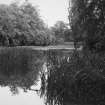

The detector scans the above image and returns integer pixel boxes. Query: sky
[0,0,69,27]
[0,0,69,105]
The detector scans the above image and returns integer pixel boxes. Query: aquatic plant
[40,50,105,105]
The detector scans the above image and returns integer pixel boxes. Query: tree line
[0,0,72,47]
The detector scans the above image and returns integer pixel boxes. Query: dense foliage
[1,1,105,105]
[39,0,105,105]
[0,1,55,46]
[40,50,105,105]
[69,0,105,51]
[51,21,73,44]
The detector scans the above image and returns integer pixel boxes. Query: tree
[39,1,105,105]
[69,0,105,52]
[51,21,70,44]
[0,0,53,46]
[64,29,73,41]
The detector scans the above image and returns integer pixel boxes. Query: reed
[40,50,105,105]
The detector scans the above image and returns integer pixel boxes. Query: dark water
[0,47,104,105]
[0,47,73,105]
[0,47,72,82]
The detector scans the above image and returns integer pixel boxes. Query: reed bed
[40,50,105,105]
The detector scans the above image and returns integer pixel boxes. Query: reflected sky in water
[0,48,72,105]
[0,75,44,105]
[0,87,44,105]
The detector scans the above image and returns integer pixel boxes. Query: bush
[31,31,56,46]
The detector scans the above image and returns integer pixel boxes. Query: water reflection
[0,47,47,92]
[0,47,73,105]
[0,87,44,105]
[0,48,104,105]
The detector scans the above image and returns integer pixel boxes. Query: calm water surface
[0,48,72,105]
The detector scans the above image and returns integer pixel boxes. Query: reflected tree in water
[0,47,45,94]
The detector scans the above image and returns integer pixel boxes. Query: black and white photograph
[0,0,104,105]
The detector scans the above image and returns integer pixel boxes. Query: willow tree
[69,0,105,52]
[40,1,105,105]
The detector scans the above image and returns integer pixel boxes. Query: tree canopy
[69,0,105,52]
[51,21,72,44]
[0,1,55,46]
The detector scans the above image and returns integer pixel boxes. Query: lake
[0,47,73,105]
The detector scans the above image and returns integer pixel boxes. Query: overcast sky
[0,0,69,27]
[0,0,69,105]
